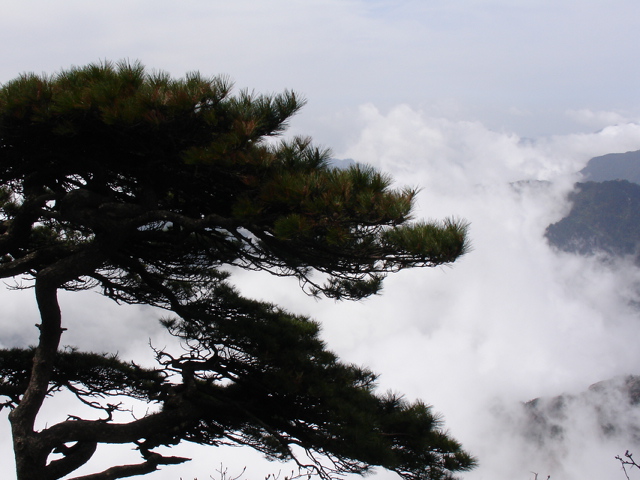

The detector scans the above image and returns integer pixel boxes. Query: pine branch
[67,452,189,480]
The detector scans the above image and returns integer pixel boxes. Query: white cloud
[565,109,636,129]
[326,106,640,479]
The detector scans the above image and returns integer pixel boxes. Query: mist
[230,106,640,479]
[330,106,640,480]
[3,106,640,480]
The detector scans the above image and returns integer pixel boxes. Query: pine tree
[0,61,474,480]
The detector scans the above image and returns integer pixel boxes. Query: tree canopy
[0,61,473,480]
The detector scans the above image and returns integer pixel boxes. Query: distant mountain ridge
[545,150,640,259]
[545,180,640,258]
[522,375,640,447]
[580,150,640,184]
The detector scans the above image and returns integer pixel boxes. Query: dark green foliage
[0,60,468,300]
[0,348,163,410]
[545,180,640,258]
[156,283,475,479]
[0,61,473,480]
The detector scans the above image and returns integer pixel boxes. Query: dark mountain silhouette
[545,180,640,258]
[544,148,640,259]
[580,150,640,184]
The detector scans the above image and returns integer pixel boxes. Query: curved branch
[0,244,82,280]
[67,452,189,480]
[46,441,98,480]
[40,407,196,447]
[128,209,240,232]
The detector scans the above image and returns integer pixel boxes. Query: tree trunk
[9,281,64,479]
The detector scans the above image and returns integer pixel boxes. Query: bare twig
[617,450,640,480]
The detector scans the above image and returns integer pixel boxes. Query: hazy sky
[2,0,640,144]
[2,1,640,479]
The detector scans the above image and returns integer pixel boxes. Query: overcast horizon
[2,1,640,479]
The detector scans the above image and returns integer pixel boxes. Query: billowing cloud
[324,106,640,479]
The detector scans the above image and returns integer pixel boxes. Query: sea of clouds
[3,105,640,480]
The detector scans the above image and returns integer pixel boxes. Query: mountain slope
[580,150,640,184]
[545,180,640,258]
[522,375,640,448]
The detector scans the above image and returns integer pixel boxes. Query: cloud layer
[329,107,640,479]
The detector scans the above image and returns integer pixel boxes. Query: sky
[2,1,640,479]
